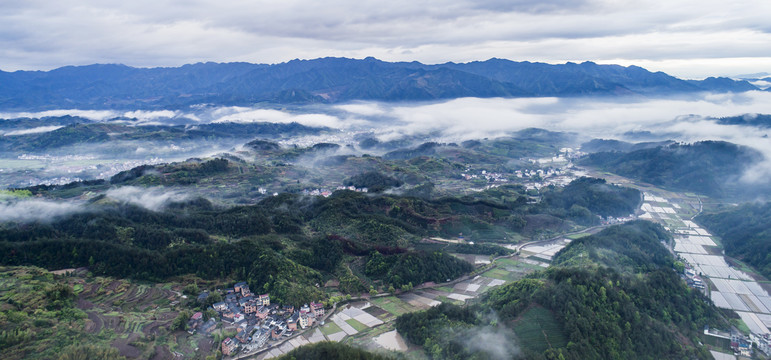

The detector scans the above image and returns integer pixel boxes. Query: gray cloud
[0,0,769,78]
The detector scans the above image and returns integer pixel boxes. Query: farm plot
[371,296,419,317]
[737,312,770,334]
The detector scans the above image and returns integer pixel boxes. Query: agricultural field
[320,321,344,336]
[369,297,417,317]
[0,266,202,360]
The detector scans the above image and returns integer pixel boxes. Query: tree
[171,310,192,331]
[183,283,199,296]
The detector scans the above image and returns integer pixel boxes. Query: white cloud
[328,92,771,183]
[211,108,357,128]
[106,186,188,211]
[122,110,180,121]
[3,125,63,136]
[0,198,83,222]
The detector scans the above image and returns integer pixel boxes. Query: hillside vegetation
[1,176,638,304]
[579,141,762,198]
[277,341,394,360]
[696,202,771,278]
[396,221,723,360]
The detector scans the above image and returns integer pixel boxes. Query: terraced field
[75,277,183,359]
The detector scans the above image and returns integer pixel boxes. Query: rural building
[310,302,325,317]
[221,337,237,356]
[259,293,270,306]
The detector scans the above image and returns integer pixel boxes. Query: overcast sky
[1,0,769,79]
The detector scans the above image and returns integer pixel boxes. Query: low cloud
[210,107,360,128]
[460,325,521,360]
[106,186,188,211]
[327,91,771,185]
[0,198,83,222]
[3,125,64,136]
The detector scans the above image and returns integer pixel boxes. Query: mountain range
[0,57,761,110]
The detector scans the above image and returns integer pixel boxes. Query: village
[457,147,587,193]
[301,185,369,198]
[186,283,326,357]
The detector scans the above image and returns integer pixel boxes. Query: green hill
[396,221,724,360]
[696,202,771,278]
[579,141,762,199]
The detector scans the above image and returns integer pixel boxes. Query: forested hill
[0,120,324,152]
[579,140,763,199]
[696,202,771,278]
[277,342,393,360]
[395,221,724,360]
[715,113,771,128]
[0,176,638,305]
[551,220,674,272]
[0,57,758,110]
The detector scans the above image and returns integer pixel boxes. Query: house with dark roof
[236,329,249,344]
[200,318,217,334]
[287,312,299,331]
[255,305,269,320]
[234,282,248,292]
[239,296,255,307]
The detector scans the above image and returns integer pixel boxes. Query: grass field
[320,321,343,336]
[436,296,464,305]
[512,306,567,354]
[481,268,511,280]
[494,258,519,267]
[566,233,590,240]
[370,296,417,316]
[731,318,751,335]
[345,319,369,332]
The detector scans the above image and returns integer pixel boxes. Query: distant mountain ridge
[0,57,760,110]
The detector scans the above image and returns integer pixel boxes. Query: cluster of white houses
[188,282,326,357]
